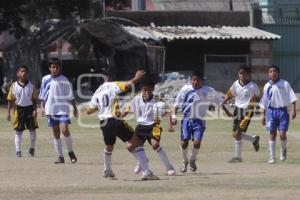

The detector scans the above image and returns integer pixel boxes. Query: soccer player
[122,78,176,176]
[7,65,38,157]
[39,57,78,164]
[86,70,159,180]
[173,70,223,173]
[259,65,297,164]
[222,66,260,163]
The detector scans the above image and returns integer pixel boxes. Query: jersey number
[102,94,109,107]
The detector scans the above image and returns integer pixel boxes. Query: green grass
[1,106,300,200]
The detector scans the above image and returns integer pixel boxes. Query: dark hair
[269,65,280,73]
[102,69,114,77]
[48,57,60,66]
[238,65,251,74]
[16,65,28,72]
[192,70,204,80]
[140,78,155,88]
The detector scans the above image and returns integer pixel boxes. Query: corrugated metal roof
[123,26,281,41]
[150,0,258,11]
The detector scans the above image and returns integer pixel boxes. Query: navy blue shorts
[47,115,71,127]
[266,107,289,132]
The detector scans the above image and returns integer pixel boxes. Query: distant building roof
[124,25,281,41]
[149,0,259,11]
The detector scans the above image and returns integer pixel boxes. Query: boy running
[122,78,176,176]
[86,70,159,180]
[7,65,38,157]
[222,66,260,163]
[39,57,78,164]
[173,71,223,173]
[259,65,297,164]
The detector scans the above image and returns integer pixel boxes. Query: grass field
[1,106,300,200]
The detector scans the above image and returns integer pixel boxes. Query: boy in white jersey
[173,71,223,173]
[222,67,260,163]
[86,70,159,180]
[122,78,176,176]
[7,65,38,157]
[259,65,297,164]
[39,57,78,164]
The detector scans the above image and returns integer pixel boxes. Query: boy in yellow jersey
[7,65,38,157]
[222,66,260,163]
[86,70,159,180]
[122,78,176,176]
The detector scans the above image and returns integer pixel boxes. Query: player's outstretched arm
[166,112,175,132]
[290,101,297,120]
[70,99,78,119]
[85,107,98,115]
[124,70,146,91]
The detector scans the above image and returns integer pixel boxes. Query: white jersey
[7,81,37,107]
[131,93,169,125]
[226,80,260,109]
[174,84,223,119]
[39,74,74,115]
[259,79,297,109]
[90,82,127,120]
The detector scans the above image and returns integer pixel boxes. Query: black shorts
[13,105,38,132]
[233,107,254,133]
[135,124,162,145]
[100,118,134,145]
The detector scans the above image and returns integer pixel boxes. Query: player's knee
[181,141,188,149]
[127,143,135,152]
[193,143,201,149]
[152,143,160,150]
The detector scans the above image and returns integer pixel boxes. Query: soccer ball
[153,101,167,118]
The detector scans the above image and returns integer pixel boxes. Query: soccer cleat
[103,170,115,179]
[141,171,159,181]
[68,151,77,163]
[167,168,176,176]
[28,148,35,157]
[180,161,188,173]
[16,151,21,157]
[134,163,141,175]
[189,159,197,172]
[268,158,276,164]
[280,148,287,161]
[228,157,243,163]
[54,157,65,164]
[252,135,260,152]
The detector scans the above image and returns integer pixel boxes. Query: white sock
[29,131,36,149]
[53,139,63,157]
[131,152,140,166]
[104,149,112,171]
[65,136,73,153]
[269,140,276,159]
[181,147,188,163]
[156,147,173,170]
[235,140,242,158]
[241,133,255,142]
[15,132,23,152]
[281,140,287,150]
[134,147,149,175]
[190,147,200,161]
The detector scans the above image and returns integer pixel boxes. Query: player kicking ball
[173,71,223,173]
[222,66,260,163]
[7,65,38,157]
[259,65,297,164]
[86,70,159,180]
[39,57,78,164]
[122,78,176,176]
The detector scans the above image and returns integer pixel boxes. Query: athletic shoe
[180,161,188,173]
[16,151,21,157]
[103,170,115,179]
[141,171,159,181]
[134,163,141,174]
[268,158,276,164]
[228,157,243,163]
[252,135,260,152]
[54,157,65,164]
[167,168,176,176]
[28,148,35,157]
[68,151,77,163]
[189,159,197,172]
[280,148,287,161]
